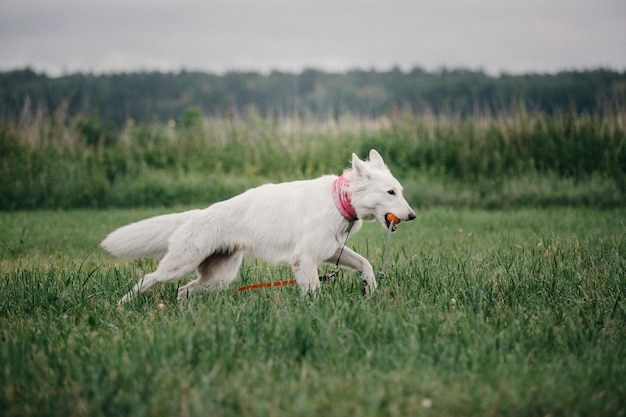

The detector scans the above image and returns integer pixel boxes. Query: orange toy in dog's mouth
[385,213,401,232]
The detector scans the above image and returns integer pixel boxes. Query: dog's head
[348,149,416,231]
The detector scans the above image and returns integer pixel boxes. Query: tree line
[1,67,625,129]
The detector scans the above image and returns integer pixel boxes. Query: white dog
[102,150,415,303]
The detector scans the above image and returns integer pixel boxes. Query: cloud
[1,0,625,75]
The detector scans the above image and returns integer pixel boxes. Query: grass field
[3,110,625,210]
[0,207,625,416]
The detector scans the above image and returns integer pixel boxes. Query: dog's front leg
[327,247,377,293]
[292,257,321,293]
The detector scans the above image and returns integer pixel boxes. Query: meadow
[0,206,624,416]
[1,109,625,415]
[1,109,624,210]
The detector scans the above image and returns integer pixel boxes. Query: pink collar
[332,175,358,221]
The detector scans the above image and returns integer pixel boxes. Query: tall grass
[1,109,624,209]
[0,208,624,416]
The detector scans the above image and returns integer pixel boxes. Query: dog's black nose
[407,212,416,221]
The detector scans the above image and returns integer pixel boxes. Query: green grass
[2,110,625,210]
[1,207,625,416]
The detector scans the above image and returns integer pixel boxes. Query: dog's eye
[387,190,396,196]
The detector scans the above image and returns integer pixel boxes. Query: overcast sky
[1,0,625,77]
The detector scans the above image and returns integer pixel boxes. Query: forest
[2,67,625,128]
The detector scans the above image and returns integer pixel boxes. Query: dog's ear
[352,152,370,178]
[368,149,386,169]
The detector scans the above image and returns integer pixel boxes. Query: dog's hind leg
[119,249,201,304]
[177,251,244,302]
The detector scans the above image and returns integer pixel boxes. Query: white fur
[102,150,415,304]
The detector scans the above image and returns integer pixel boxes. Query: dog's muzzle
[385,212,416,232]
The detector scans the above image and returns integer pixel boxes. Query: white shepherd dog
[102,150,416,303]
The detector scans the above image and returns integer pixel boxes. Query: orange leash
[237,279,297,292]
[236,272,337,294]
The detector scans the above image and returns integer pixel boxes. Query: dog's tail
[101,209,200,259]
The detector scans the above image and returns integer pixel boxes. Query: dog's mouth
[384,213,400,232]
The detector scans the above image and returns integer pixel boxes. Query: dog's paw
[177,288,190,303]
[362,278,378,296]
